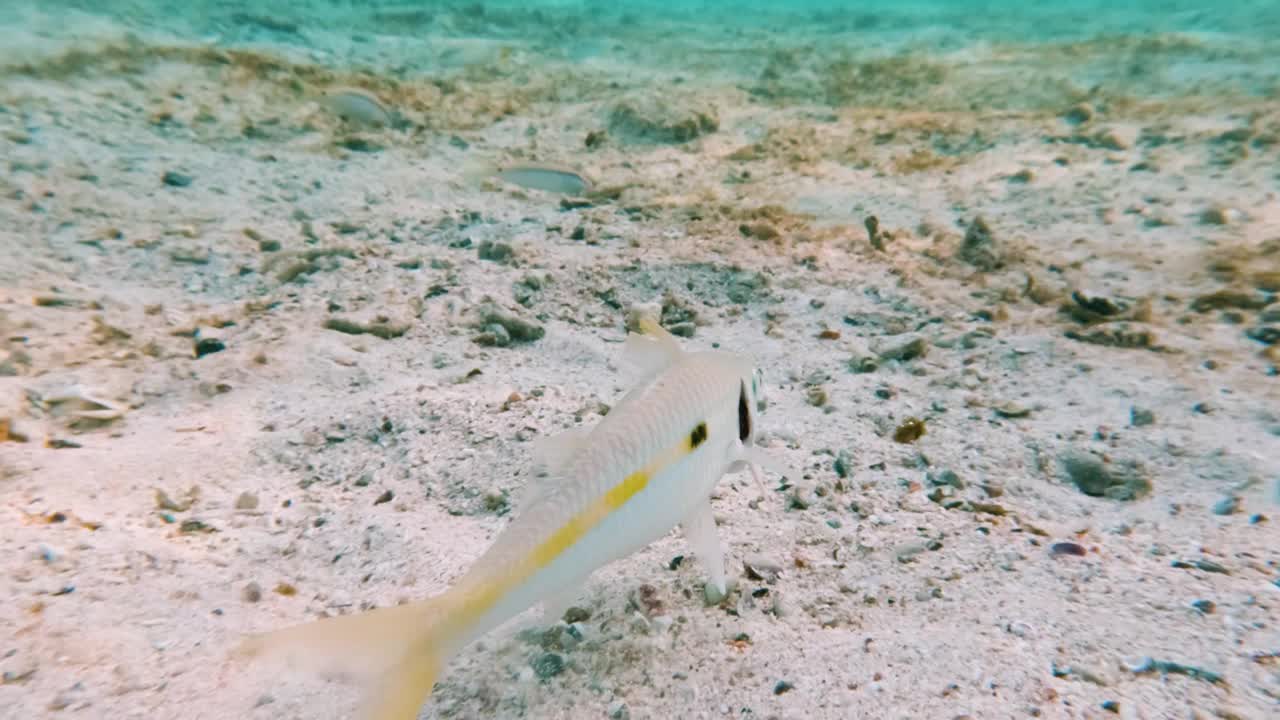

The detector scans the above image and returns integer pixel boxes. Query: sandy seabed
[1,2,1279,719]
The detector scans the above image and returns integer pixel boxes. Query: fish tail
[234,595,457,720]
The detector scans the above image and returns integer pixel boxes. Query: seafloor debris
[892,417,926,443]
[473,304,544,346]
[29,387,125,429]
[1058,449,1151,500]
[959,215,1000,270]
[1124,657,1225,685]
[607,92,719,144]
[323,317,410,339]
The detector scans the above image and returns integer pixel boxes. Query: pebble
[993,402,1031,418]
[877,336,928,362]
[1129,406,1155,426]
[833,450,852,478]
[194,337,225,358]
[242,582,262,603]
[1063,103,1095,125]
[162,170,193,187]
[562,606,591,624]
[608,701,630,719]
[1050,542,1087,557]
[773,680,794,695]
[477,305,545,344]
[234,491,259,510]
[1211,495,1239,516]
[532,652,565,680]
[1189,599,1215,614]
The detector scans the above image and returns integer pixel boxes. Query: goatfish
[235,316,791,719]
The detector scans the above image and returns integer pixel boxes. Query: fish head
[722,358,791,483]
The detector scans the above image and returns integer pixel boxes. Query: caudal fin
[234,596,454,720]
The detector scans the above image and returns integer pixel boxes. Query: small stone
[1101,700,1119,713]
[893,417,926,444]
[562,606,591,624]
[878,336,927,362]
[531,652,565,680]
[1093,126,1137,151]
[805,386,827,407]
[849,356,878,373]
[994,402,1031,418]
[1200,206,1231,225]
[1189,599,1215,614]
[162,170,193,187]
[773,680,794,695]
[608,701,630,720]
[833,450,852,478]
[234,492,259,510]
[194,337,225,358]
[1211,496,1239,516]
[242,582,263,602]
[1129,406,1155,426]
[477,305,544,344]
[1063,103,1095,125]
[1050,542,1087,557]
[927,469,964,488]
[374,489,394,505]
[475,322,512,347]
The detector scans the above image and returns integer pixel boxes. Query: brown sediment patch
[0,41,594,133]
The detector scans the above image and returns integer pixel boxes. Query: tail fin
[234,596,455,720]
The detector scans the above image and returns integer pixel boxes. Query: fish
[234,316,791,719]
[460,159,593,196]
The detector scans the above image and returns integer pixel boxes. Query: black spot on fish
[689,421,708,449]
[738,382,751,442]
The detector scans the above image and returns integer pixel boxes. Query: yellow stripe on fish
[450,420,710,628]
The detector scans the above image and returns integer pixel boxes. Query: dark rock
[162,170,193,187]
[194,337,225,358]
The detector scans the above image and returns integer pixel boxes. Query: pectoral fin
[682,499,726,596]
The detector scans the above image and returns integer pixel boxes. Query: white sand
[2,2,1278,719]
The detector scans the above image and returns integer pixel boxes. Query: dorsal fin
[621,315,684,377]
[530,427,591,476]
[514,427,591,515]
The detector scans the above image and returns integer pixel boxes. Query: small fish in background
[461,159,593,195]
[319,87,395,129]
[235,316,790,720]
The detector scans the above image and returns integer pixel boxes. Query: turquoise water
[6,1,1279,99]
